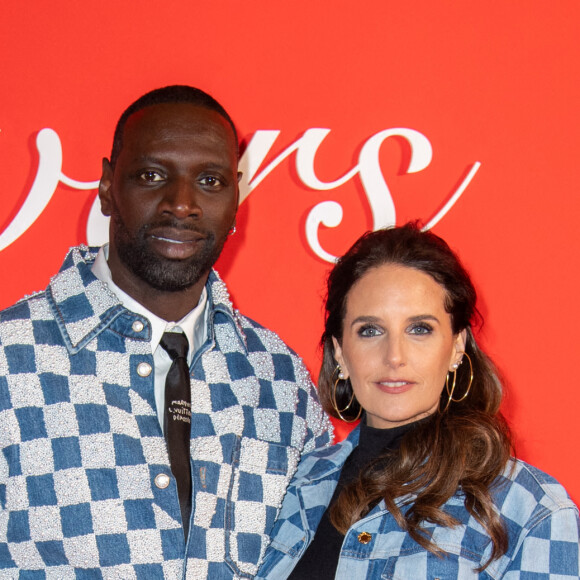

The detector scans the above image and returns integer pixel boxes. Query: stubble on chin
[110,214,225,293]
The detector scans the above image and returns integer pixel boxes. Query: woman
[258,224,579,579]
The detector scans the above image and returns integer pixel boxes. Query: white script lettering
[0,128,480,262]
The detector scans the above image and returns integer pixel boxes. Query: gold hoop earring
[331,365,362,423]
[443,352,473,412]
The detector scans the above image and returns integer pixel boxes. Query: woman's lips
[375,380,415,394]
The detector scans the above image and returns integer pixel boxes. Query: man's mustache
[142,219,211,237]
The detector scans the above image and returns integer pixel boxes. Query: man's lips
[147,228,206,259]
[149,227,205,244]
[151,235,195,244]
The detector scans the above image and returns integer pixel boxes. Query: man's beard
[111,213,226,292]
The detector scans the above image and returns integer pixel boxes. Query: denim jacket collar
[292,426,360,486]
[46,245,247,355]
[294,425,417,519]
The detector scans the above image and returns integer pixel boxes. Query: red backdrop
[1,2,579,502]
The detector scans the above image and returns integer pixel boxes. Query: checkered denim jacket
[0,245,332,579]
[257,427,580,579]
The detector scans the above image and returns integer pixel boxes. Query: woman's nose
[384,336,405,367]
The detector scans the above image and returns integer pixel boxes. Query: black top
[287,418,419,580]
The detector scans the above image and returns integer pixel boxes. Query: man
[0,86,332,578]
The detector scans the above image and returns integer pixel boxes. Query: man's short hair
[110,85,239,168]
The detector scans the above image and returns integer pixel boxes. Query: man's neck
[92,244,209,322]
[111,272,208,322]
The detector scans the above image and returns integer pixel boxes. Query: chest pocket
[380,526,488,580]
[381,552,482,579]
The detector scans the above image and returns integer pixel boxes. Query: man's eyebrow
[132,154,166,164]
[132,155,232,170]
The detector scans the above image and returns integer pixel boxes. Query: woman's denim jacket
[258,427,580,579]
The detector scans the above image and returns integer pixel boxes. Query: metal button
[137,362,152,377]
[132,320,144,332]
[155,473,171,489]
[357,532,372,544]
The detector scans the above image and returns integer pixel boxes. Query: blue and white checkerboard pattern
[257,428,580,579]
[0,246,332,578]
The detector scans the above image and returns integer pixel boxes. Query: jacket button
[357,532,372,544]
[132,320,145,332]
[137,362,152,377]
[155,473,171,489]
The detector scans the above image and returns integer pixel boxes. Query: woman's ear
[450,329,468,369]
[332,336,349,378]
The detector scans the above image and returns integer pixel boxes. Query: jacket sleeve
[295,359,333,453]
[503,505,580,578]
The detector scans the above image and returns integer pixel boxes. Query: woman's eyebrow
[350,315,381,326]
[349,314,441,328]
[407,314,440,324]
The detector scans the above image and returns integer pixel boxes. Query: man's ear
[235,171,243,209]
[98,158,114,217]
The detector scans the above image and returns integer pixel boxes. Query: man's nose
[160,178,202,218]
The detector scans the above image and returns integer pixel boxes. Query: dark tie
[159,332,192,538]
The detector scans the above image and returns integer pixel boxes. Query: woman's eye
[139,171,163,182]
[359,326,382,338]
[409,324,432,335]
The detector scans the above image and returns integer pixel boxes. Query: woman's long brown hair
[318,224,512,569]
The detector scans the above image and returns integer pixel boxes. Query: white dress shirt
[92,244,208,431]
